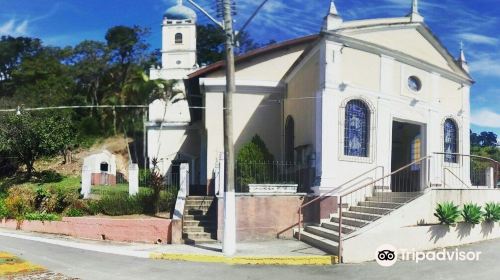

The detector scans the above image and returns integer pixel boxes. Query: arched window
[444,119,458,163]
[285,116,295,162]
[175,33,183,44]
[344,100,369,157]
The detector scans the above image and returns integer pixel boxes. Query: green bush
[5,186,35,222]
[65,208,85,217]
[93,188,177,216]
[236,135,275,191]
[34,186,78,214]
[0,199,8,219]
[434,202,460,225]
[462,203,483,224]
[24,212,61,222]
[98,192,142,216]
[484,202,500,222]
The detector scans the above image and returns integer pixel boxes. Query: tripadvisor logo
[375,244,397,267]
[375,244,482,267]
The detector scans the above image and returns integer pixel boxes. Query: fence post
[128,163,139,196]
[173,163,189,220]
[486,167,495,189]
[81,165,92,199]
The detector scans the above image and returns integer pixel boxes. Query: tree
[0,112,76,178]
[10,46,75,107]
[105,25,150,88]
[471,130,498,147]
[72,40,110,108]
[196,24,270,66]
[0,36,42,97]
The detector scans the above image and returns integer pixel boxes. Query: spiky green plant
[461,203,483,225]
[484,202,500,223]
[434,202,460,225]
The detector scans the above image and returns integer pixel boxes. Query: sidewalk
[0,229,336,265]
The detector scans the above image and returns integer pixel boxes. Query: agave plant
[484,202,500,223]
[434,202,460,225]
[461,203,483,225]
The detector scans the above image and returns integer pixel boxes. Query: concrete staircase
[182,196,217,244]
[295,192,422,254]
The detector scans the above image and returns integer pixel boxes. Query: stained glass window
[411,135,421,171]
[344,100,369,157]
[444,119,458,163]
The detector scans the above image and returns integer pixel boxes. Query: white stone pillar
[173,163,189,220]
[128,164,139,196]
[81,165,92,199]
[486,167,495,189]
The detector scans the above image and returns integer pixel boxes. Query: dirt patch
[34,135,132,179]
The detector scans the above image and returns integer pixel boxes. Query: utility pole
[186,0,269,256]
[221,0,237,256]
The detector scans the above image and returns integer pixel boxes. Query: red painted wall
[216,195,337,241]
[1,217,172,244]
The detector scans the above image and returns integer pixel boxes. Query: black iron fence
[433,152,500,188]
[235,161,314,193]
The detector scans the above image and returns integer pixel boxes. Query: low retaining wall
[0,217,172,244]
[217,194,337,241]
[343,189,500,262]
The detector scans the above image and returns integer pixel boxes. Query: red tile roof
[187,34,320,79]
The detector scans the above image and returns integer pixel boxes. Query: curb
[150,253,338,265]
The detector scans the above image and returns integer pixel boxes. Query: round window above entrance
[408,76,422,92]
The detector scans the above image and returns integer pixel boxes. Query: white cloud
[471,109,500,128]
[0,19,29,36]
[459,33,498,46]
[469,55,500,78]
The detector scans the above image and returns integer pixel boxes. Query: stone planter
[248,184,298,194]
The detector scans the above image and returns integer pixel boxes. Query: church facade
[147,0,473,195]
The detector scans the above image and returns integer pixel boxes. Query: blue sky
[1,0,499,135]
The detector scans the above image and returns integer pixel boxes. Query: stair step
[295,230,338,255]
[305,226,339,242]
[330,216,368,228]
[183,238,218,245]
[187,196,214,200]
[185,200,214,206]
[342,211,383,222]
[366,196,415,203]
[185,209,212,215]
[358,201,403,209]
[348,205,393,215]
[183,226,216,233]
[183,220,216,227]
[321,221,357,234]
[372,192,421,198]
[183,214,214,221]
[185,205,212,210]
[183,232,217,240]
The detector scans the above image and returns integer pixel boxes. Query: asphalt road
[2,235,500,280]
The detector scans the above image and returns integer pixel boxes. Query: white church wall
[285,50,320,158]
[204,91,224,186]
[315,35,471,193]
[208,44,308,81]
[232,92,281,159]
[347,27,451,71]
[341,47,381,92]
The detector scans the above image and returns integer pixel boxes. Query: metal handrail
[297,166,384,240]
[443,167,470,188]
[433,152,500,166]
[337,155,432,263]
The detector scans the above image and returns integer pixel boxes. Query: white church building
[147,0,473,194]
[145,0,500,258]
